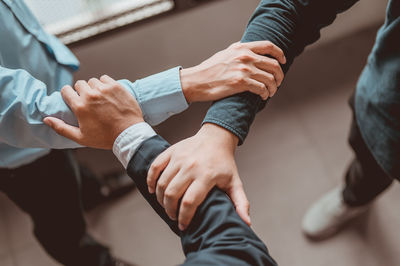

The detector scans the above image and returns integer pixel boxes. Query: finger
[251,70,278,97]
[163,171,194,221]
[156,162,180,206]
[178,180,214,231]
[87,78,104,90]
[244,78,270,100]
[244,41,286,64]
[254,55,284,86]
[147,149,172,193]
[43,117,82,143]
[61,85,81,110]
[74,80,91,96]
[228,178,251,226]
[99,74,116,84]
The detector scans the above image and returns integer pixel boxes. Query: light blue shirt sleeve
[119,66,189,126]
[0,66,81,149]
[0,66,189,149]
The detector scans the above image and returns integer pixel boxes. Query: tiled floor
[1,0,399,265]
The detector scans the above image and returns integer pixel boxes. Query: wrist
[198,123,239,152]
[180,66,206,103]
[111,118,144,144]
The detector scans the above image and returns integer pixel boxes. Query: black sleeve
[202,0,360,144]
[126,135,277,265]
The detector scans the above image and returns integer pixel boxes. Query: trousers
[0,150,112,266]
[343,96,395,207]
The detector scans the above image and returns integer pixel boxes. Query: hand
[147,123,250,231]
[43,75,144,149]
[180,41,286,103]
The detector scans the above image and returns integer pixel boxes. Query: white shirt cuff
[112,122,157,169]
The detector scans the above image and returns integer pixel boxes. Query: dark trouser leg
[343,97,394,207]
[127,135,277,266]
[0,150,112,266]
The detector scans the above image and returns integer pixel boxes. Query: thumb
[228,178,251,226]
[43,117,82,143]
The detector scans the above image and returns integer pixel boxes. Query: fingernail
[148,187,154,194]
[178,224,185,231]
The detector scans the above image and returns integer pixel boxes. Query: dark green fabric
[203,0,360,144]
[127,135,277,265]
[343,96,394,206]
[203,0,400,180]
[354,0,400,179]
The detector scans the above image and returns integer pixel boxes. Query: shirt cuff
[112,122,157,169]
[136,66,189,125]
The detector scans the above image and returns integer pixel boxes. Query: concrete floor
[1,0,399,265]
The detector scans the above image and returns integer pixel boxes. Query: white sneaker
[302,186,371,240]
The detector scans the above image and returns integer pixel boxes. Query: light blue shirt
[0,0,188,169]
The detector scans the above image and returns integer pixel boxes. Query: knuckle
[186,159,198,170]
[204,172,216,183]
[271,59,281,69]
[237,53,253,62]
[87,91,99,100]
[103,84,113,92]
[180,221,189,228]
[157,181,167,191]
[60,87,68,96]
[74,102,84,112]
[164,191,176,201]
[231,76,244,86]
[264,41,274,50]
[150,161,161,172]
[238,64,251,74]
[259,84,268,93]
[75,80,84,87]
[182,198,194,208]
[164,187,175,198]
[266,73,275,83]
[61,85,69,93]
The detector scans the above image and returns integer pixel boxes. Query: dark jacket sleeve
[202,0,360,144]
[126,135,277,265]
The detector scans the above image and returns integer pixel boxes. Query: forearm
[127,135,276,265]
[203,0,359,144]
[0,67,81,148]
[0,66,186,149]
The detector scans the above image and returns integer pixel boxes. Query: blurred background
[1,0,399,265]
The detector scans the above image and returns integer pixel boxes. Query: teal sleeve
[202,0,359,145]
